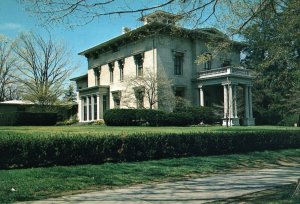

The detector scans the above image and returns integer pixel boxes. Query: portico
[76,86,109,122]
[198,66,255,126]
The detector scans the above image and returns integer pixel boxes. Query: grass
[0,125,299,136]
[1,148,300,203]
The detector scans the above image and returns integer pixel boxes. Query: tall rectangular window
[118,59,124,81]
[204,53,212,70]
[93,95,97,120]
[133,86,145,109]
[103,95,107,112]
[174,52,183,75]
[109,62,114,83]
[94,67,101,86]
[134,54,144,77]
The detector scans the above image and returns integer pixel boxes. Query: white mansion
[71,11,255,126]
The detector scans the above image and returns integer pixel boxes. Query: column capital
[244,83,253,87]
[222,81,238,86]
[198,84,203,89]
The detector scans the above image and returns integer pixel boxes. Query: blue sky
[0,0,144,78]
[0,0,226,80]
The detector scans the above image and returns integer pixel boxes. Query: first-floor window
[103,95,107,112]
[112,91,121,109]
[134,86,145,109]
[174,87,185,98]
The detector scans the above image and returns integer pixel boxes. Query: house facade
[71,11,255,126]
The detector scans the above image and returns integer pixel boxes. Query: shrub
[0,112,57,126]
[104,109,195,126]
[0,131,299,169]
[160,112,194,126]
[94,119,105,126]
[254,109,282,125]
[174,106,218,125]
[104,109,140,126]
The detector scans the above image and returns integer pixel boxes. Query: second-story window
[94,67,101,86]
[221,59,231,67]
[174,52,184,75]
[109,62,114,83]
[134,53,144,77]
[204,53,212,70]
[118,59,125,81]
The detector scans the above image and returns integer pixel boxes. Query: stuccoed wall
[156,34,241,106]
[156,35,195,104]
[86,37,157,109]
[83,32,241,111]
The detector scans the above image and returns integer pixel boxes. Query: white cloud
[0,23,23,30]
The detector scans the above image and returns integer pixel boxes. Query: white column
[99,94,104,119]
[78,97,83,122]
[223,84,228,118]
[244,85,249,118]
[96,95,100,120]
[233,85,238,118]
[86,96,90,121]
[228,84,233,118]
[199,86,204,106]
[91,95,95,121]
[249,86,253,118]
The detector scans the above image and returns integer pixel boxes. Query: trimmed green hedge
[0,112,57,126]
[104,109,195,126]
[0,131,299,169]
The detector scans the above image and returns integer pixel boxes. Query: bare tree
[19,0,286,33]
[13,33,75,105]
[122,69,175,111]
[0,35,18,101]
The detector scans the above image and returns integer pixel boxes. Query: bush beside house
[104,107,217,126]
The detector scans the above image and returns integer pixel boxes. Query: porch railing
[198,66,251,78]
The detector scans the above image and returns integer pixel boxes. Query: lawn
[1,148,300,203]
[0,125,299,136]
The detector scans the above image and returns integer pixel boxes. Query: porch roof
[198,66,254,86]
